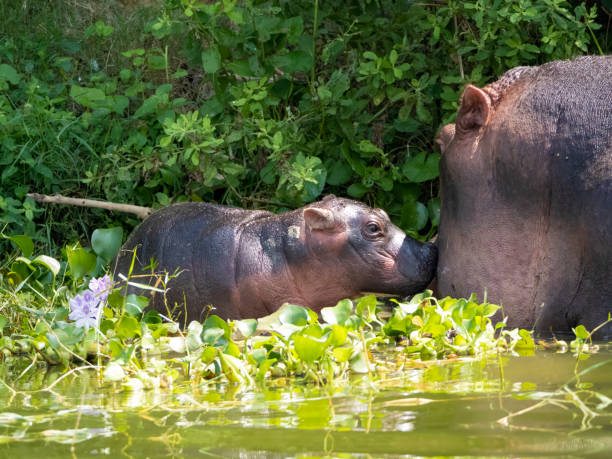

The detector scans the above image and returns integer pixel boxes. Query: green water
[1,348,611,458]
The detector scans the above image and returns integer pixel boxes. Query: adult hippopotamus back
[114,195,437,322]
[437,56,612,337]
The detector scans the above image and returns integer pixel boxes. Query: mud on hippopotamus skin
[113,195,437,323]
[436,56,612,338]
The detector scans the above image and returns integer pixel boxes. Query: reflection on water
[0,346,611,457]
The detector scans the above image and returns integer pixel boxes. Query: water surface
[1,346,611,458]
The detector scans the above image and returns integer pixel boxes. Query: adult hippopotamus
[113,195,437,322]
[436,56,612,338]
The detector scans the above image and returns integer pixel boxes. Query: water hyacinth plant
[68,275,112,330]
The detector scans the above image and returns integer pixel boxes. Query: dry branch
[27,193,152,219]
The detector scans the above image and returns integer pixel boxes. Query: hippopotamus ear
[322,194,337,202]
[304,208,340,232]
[456,85,491,133]
[436,124,456,154]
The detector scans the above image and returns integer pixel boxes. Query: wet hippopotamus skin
[113,195,437,322]
[436,56,612,338]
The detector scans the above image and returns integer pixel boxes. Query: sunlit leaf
[32,255,60,277]
[235,318,257,338]
[573,324,589,340]
[321,299,352,325]
[294,333,327,364]
[279,304,310,326]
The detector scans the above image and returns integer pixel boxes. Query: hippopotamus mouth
[397,240,438,292]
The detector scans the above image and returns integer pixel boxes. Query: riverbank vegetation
[1,0,611,382]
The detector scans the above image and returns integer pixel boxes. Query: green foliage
[0,0,604,251]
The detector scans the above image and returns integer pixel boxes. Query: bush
[0,0,603,255]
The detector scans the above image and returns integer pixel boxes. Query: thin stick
[27,193,152,219]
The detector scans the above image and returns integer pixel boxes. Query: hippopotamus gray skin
[113,195,437,323]
[436,56,612,338]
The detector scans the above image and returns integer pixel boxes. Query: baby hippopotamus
[436,56,612,337]
[113,195,437,322]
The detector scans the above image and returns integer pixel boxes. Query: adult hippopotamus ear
[435,123,456,154]
[304,207,342,232]
[456,85,491,134]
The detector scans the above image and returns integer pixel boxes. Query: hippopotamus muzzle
[397,239,438,294]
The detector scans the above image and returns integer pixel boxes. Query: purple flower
[89,274,112,303]
[69,275,113,329]
[69,293,99,330]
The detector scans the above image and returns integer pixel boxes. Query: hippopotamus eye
[364,221,384,239]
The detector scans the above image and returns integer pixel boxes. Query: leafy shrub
[0,0,603,255]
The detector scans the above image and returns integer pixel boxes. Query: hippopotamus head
[299,195,438,300]
[436,56,612,335]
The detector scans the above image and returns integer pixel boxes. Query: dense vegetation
[0,0,607,249]
[0,1,610,379]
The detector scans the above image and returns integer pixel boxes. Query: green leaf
[125,294,148,316]
[403,152,440,182]
[358,140,383,158]
[3,234,34,257]
[573,325,589,340]
[279,304,310,326]
[294,333,327,364]
[0,64,21,85]
[104,362,126,382]
[427,198,441,227]
[202,47,221,74]
[66,246,97,279]
[201,346,216,364]
[356,295,378,322]
[273,51,313,73]
[401,200,428,232]
[284,16,304,44]
[321,299,352,325]
[70,85,106,108]
[349,351,369,373]
[326,160,352,186]
[332,346,352,363]
[116,316,141,339]
[134,94,163,118]
[347,183,369,198]
[202,315,231,346]
[515,329,535,350]
[327,325,348,347]
[91,227,123,262]
[32,255,60,277]
[235,319,257,338]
